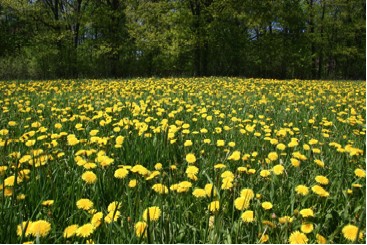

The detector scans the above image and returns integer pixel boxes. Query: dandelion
[291,158,300,167]
[354,168,366,178]
[221,177,233,190]
[29,220,51,237]
[63,224,78,238]
[184,140,193,147]
[278,216,293,224]
[268,152,278,161]
[208,201,220,213]
[216,140,225,147]
[91,212,103,228]
[152,183,169,194]
[241,188,255,199]
[234,196,250,210]
[295,185,309,196]
[192,188,206,198]
[261,202,273,210]
[104,210,121,223]
[316,233,327,244]
[185,153,196,164]
[342,224,363,241]
[260,170,271,177]
[154,163,162,170]
[204,183,217,197]
[228,151,241,161]
[128,179,137,188]
[300,208,314,218]
[315,175,329,185]
[135,221,148,237]
[311,185,329,197]
[82,171,97,184]
[241,210,254,223]
[301,222,314,233]
[186,165,199,175]
[108,201,122,212]
[276,143,286,151]
[76,223,95,238]
[273,164,284,175]
[17,221,32,237]
[42,200,54,206]
[143,206,161,222]
[289,230,308,244]
[113,168,129,179]
[76,198,94,211]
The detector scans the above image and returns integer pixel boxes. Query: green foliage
[0,0,365,79]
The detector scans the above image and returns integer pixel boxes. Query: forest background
[0,0,365,80]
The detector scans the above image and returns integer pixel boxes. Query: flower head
[185,153,196,164]
[29,220,51,237]
[289,231,308,244]
[82,171,97,184]
[76,223,95,238]
[76,198,94,211]
[261,202,273,210]
[63,224,78,238]
[241,210,254,223]
[342,224,363,241]
[135,221,148,237]
[143,206,161,222]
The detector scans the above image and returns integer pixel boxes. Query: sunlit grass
[0,78,365,243]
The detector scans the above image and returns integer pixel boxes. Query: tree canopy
[0,0,365,80]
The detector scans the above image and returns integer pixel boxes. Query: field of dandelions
[0,78,365,244]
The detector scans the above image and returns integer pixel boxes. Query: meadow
[0,77,365,244]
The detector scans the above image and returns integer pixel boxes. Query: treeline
[0,0,365,80]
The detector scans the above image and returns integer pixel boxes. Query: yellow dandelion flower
[184,140,193,147]
[261,202,273,210]
[152,183,169,194]
[301,223,314,233]
[29,220,51,237]
[91,212,103,228]
[314,159,325,168]
[113,168,129,179]
[316,233,327,244]
[221,177,233,190]
[76,198,94,211]
[258,233,269,243]
[342,224,363,241]
[273,164,284,175]
[204,183,217,197]
[234,196,251,210]
[354,168,366,178]
[276,143,286,151]
[154,163,162,170]
[268,152,278,161]
[216,139,225,147]
[42,200,54,206]
[76,223,94,238]
[228,151,241,161]
[17,221,32,237]
[278,216,293,224]
[108,201,121,212]
[192,188,206,198]
[186,166,199,175]
[135,221,148,237]
[241,188,255,199]
[260,170,271,177]
[208,201,220,213]
[291,158,300,167]
[214,163,226,169]
[295,185,309,196]
[82,171,97,184]
[143,206,161,222]
[221,170,234,179]
[128,179,137,188]
[315,175,329,185]
[300,208,314,218]
[104,210,121,223]
[311,185,329,197]
[289,230,308,244]
[241,210,254,223]
[185,153,196,164]
[63,224,78,238]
